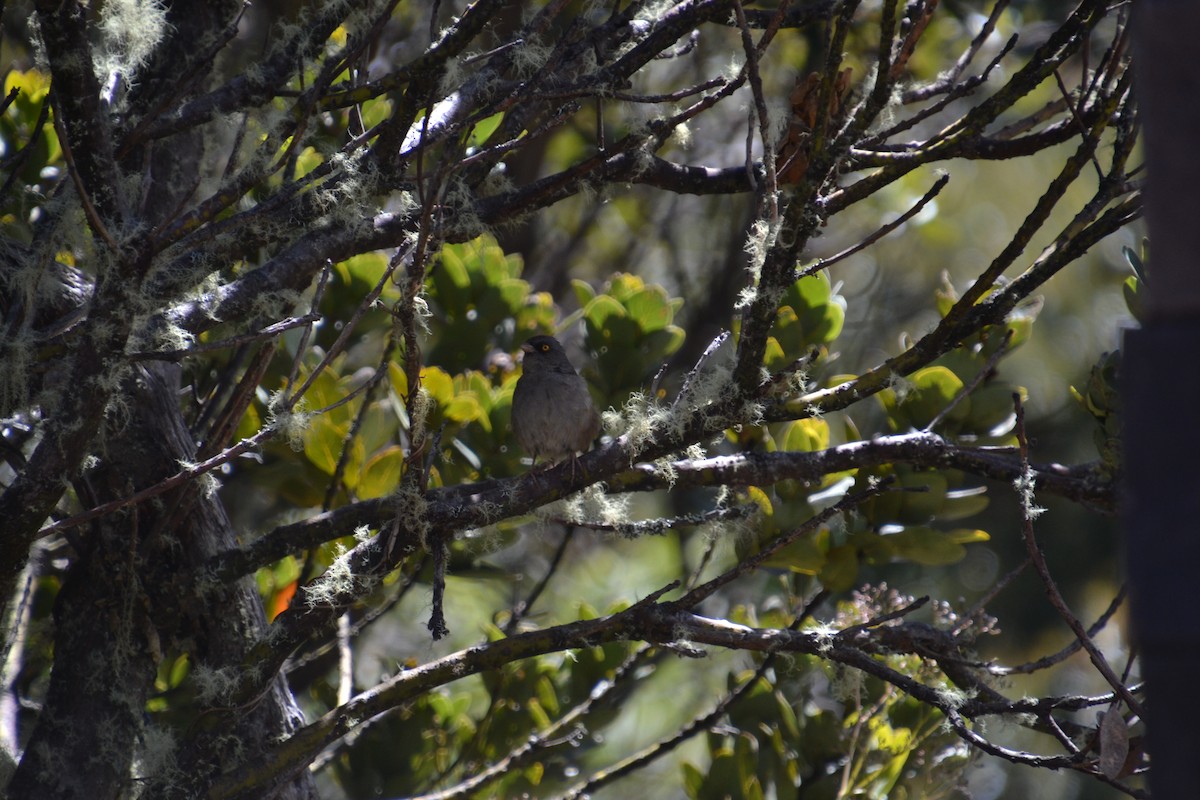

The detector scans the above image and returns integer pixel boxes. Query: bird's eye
[540,344,550,352]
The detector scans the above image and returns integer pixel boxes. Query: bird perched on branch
[511,335,600,473]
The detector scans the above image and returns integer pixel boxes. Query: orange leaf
[270,580,299,621]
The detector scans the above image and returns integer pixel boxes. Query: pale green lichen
[307,538,380,611]
[1013,466,1046,520]
[190,663,242,706]
[558,484,628,528]
[132,724,179,789]
[935,685,972,711]
[651,456,678,488]
[886,370,915,403]
[266,391,311,451]
[96,0,169,94]
[669,119,692,150]
[742,218,777,283]
[509,36,553,80]
[603,392,672,457]
[392,480,432,549]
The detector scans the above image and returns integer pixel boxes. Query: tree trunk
[9,363,316,798]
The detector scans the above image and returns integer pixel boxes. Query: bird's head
[519,335,575,374]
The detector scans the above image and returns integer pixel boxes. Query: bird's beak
[520,343,534,354]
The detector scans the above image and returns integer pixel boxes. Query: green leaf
[4,69,51,105]
[444,391,486,425]
[936,487,989,521]
[820,544,858,591]
[888,526,968,565]
[763,335,787,370]
[299,366,352,420]
[360,96,392,129]
[625,287,673,331]
[776,272,847,350]
[357,401,398,455]
[765,536,825,575]
[535,673,559,717]
[440,245,471,290]
[387,360,407,398]
[608,273,644,302]
[467,112,505,148]
[294,146,322,178]
[880,366,965,430]
[582,294,627,337]
[571,278,596,308]
[1004,313,1035,349]
[1123,243,1148,284]
[947,528,990,544]
[303,415,352,476]
[745,486,774,518]
[1123,275,1144,322]
[854,530,897,564]
[234,402,261,441]
[963,385,1016,435]
[780,418,830,452]
[420,366,455,406]
[698,749,745,800]
[358,446,405,499]
[526,697,552,729]
[682,762,705,799]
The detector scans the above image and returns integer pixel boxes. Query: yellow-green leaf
[303,416,348,475]
[781,418,829,452]
[889,526,968,565]
[357,446,405,499]
[420,366,455,406]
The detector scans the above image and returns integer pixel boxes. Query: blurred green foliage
[765,272,847,370]
[574,273,686,402]
[1,70,60,243]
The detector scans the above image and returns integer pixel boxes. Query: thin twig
[837,595,930,639]
[286,253,402,411]
[548,505,754,538]
[1053,68,1105,180]
[673,481,890,609]
[903,0,1010,102]
[803,173,950,276]
[1012,395,1144,718]
[35,426,275,537]
[426,536,450,640]
[285,262,333,394]
[323,338,398,510]
[673,330,730,411]
[52,95,121,253]
[1001,584,1127,675]
[607,77,726,104]
[127,314,321,361]
[502,527,575,635]
[289,553,430,679]
[924,327,1013,432]
[336,612,353,706]
[732,0,778,221]
[412,642,659,800]
[556,591,822,800]
[953,556,1029,636]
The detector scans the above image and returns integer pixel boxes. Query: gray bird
[511,335,601,471]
